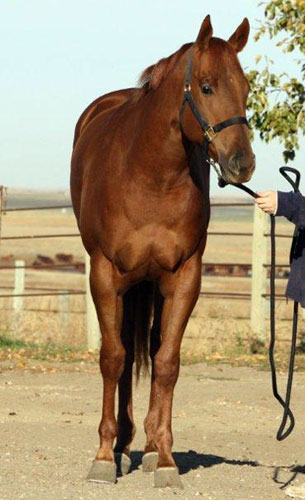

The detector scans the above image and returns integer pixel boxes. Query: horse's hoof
[142,452,159,472]
[115,452,131,475]
[87,459,116,484]
[154,467,183,489]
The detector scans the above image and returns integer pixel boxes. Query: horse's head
[182,15,255,184]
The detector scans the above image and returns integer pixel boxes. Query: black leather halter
[179,48,250,159]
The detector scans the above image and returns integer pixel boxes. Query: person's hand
[255,191,278,214]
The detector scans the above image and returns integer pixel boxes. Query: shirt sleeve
[276,191,305,227]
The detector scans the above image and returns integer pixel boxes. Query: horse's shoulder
[73,88,137,147]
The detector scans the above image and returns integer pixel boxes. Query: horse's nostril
[229,153,243,173]
[229,152,255,174]
[232,152,244,162]
[224,152,255,183]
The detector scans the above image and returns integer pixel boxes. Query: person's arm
[276,191,305,227]
[255,190,305,227]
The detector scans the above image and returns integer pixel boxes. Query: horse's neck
[130,62,189,188]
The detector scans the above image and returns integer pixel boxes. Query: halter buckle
[184,83,191,93]
[205,126,217,143]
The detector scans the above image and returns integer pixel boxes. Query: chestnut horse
[71,15,255,488]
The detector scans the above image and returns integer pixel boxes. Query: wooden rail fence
[0,186,291,349]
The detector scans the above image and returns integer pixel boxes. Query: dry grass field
[0,189,302,356]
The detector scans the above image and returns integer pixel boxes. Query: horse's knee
[100,344,126,379]
[154,351,179,386]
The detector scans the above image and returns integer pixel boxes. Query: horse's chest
[97,180,209,276]
[113,222,203,275]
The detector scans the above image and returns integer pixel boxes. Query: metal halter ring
[204,126,217,143]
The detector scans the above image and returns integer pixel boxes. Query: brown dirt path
[1,362,305,499]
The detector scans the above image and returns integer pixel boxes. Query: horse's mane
[134,43,192,100]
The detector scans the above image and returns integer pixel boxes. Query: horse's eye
[202,85,213,95]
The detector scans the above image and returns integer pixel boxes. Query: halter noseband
[179,47,250,159]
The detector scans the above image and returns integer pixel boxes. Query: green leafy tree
[247,0,305,161]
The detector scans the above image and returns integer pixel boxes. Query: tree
[247,0,305,161]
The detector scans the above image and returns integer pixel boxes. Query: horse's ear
[228,18,250,53]
[195,15,213,51]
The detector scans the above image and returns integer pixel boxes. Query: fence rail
[0,291,85,298]
[1,233,79,240]
[0,263,81,270]
[0,190,293,349]
[4,201,253,212]
[0,230,293,241]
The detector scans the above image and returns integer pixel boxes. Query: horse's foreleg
[114,290,136,474]
[152,250,202,488]
[87,251,125,484]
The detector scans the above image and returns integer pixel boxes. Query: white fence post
[250,206,268,343]
[13,260,25,312]
[13,260,25,331]
[58,291,69,336]
[85,251,100,350]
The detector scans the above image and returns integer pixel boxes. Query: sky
[1,0,304,195]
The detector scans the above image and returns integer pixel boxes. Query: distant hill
[4,188,71,209]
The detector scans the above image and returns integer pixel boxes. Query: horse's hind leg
[142,289,163,473]
[114,288,136,475]
[86,251,125,484]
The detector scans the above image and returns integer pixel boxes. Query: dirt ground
[2,362,305,500]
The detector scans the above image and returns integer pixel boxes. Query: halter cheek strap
[180,47,250,147]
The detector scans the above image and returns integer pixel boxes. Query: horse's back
[73,88,136,147]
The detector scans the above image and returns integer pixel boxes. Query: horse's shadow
[128,449,259,475]
[127,449,305,489]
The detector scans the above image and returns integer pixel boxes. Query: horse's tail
[133,281,154,380]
